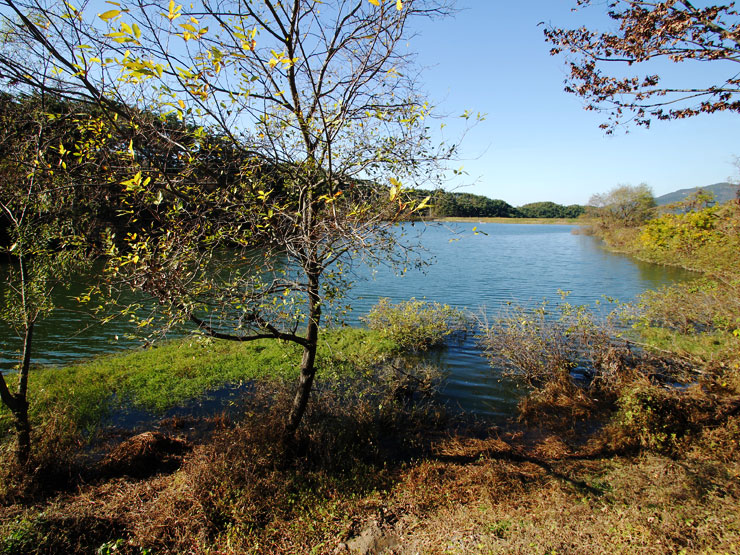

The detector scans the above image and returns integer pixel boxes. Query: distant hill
[655,182,739,206]
[411,189,585,219]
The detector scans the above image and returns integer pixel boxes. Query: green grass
[0,327,400,436]
[637,326,738,360]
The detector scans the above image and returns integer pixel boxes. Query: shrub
[478,300,697,430]
[362,298,469,351]
[636,279,740,335]
[478,300,633,393]
[609,383,712,455]
[639,205,720,254]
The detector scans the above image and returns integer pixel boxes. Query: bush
[636,279,740,335]
[362,298,469,351]
[610,383,710,455]
[478,300,635,393]
[639,205,720,254]
[478,300,698,430]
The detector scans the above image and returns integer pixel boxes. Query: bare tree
[0,0,464,435]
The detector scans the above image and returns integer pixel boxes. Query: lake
[0,222,692,417]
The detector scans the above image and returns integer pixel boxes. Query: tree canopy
[429,190,520,218]
[518,201,584,219]
[545,1,740,131]
[588,183,656,227]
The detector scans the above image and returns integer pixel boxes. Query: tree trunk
[285,269,321,435]
[13,400,30,466]
[0,319,35,467]
[14,320,34,466]
[0,378,31,467]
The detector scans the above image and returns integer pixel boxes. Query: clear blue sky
[406,1,739,206]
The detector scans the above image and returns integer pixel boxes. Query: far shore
[431,216,584,225]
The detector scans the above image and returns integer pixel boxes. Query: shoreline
[430,216,583,225]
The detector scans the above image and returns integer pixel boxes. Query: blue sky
[406,1,739,206]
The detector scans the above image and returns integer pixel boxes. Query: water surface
[0,222,692,417]
[345,222,691,416]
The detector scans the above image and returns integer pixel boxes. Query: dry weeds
[1,373,738,554]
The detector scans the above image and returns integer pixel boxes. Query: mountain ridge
[654,182,738,206]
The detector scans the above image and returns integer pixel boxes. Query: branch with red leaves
[545,0,740,132]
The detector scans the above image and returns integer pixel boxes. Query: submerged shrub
[478,299,699,431]
[362,298,469,351]
[479,300,634,393]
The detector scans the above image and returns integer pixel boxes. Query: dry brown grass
[2,418,739,554]
[391,433,740,555]
[1,367,739,554]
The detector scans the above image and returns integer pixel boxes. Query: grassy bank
[586,200,740,368]
[0,328,400,447]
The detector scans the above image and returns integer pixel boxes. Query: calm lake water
[0,222,692,417]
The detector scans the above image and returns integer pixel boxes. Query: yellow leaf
[98,9,120,21]
[127,139,135,157]
[368,0,380,5]
[167,0,182,20]
[396,0,402,10]
[132,23,141,39]
[177,99,185,109]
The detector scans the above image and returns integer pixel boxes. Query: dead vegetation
[0,367,738,554]
[1,312,739,553]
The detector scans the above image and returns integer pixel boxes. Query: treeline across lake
[412,190,586,219]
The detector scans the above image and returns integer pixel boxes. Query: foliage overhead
[545,1,740,131]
